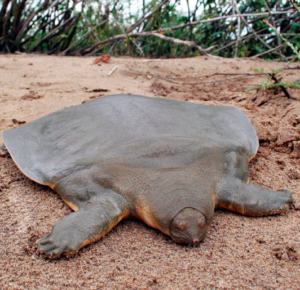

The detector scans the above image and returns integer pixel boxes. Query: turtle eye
[176,221,187,230]
[198,219,205,228]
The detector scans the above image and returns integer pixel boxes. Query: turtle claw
[270,189,294,213]
[282,190,293,203]
[38,236,68,259]
[38,224,80,259]
[38,241,60,258]
[38,236,78,259]
[38,245,67,259]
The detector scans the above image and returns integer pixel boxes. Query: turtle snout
[190,226,207,246]
[193,239,200,246]
[169,207,207,246]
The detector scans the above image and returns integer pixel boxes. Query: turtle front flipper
[38,191,129,259]
[216,177,293,216]
[216,151,293,216]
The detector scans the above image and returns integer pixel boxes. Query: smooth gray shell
[3,94,258,186]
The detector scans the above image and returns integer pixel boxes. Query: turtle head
[170,207,207,246]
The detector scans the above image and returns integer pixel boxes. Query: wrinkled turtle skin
[2,94,293,258]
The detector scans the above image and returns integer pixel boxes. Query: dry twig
[127,0,169,33]
[15,0,54,44]
[268,73,291,99]
[251,44,285,58]
[262,0,282,53]
[232,3,288,60]
[84,31,210,56]
[155,10,295,33]
[83,9,295,57]
[232,0,241,58]
[212,21,284,55]
[61,18,108,55]
[108,66,119,76]
[290,0,300,12]
[112,17,144,56]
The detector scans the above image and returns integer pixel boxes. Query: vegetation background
[0,0,299,59]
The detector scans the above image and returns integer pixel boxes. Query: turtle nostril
[193,239,200,246]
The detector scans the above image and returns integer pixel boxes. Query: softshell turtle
[2,94,293,258]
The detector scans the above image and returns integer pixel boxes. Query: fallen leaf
[93,54,111,64]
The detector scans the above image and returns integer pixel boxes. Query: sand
[0,54,299,290]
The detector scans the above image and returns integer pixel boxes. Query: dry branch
[60,18,108,55]
[155,10,295,33]
[290,0,300,12]
[212,19,285,54]
[84,31,210,56]
[111,17,144,56]
[262,0,281,51]
[191,0,201,21]
[0,0,10,28]
[15,0,52,44]
[17,0,82,48]
[30,14,78,52]
[250,44,285,58]
[232,0,241,58]
[84,8,295,58]
[232,3,288,60]
[21,9,72,46]
[127,0,169,33]
[1,0,297,57]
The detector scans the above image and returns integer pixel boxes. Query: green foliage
[264,19,300,60]
[251,68,264,73]
[246,18,300,95]
[0,0,299,58]
[245,81,300,91]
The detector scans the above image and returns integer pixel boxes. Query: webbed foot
[38,194,129,258]
[268,189,293,214]
[38,217,85,258]
[217,178,294,217]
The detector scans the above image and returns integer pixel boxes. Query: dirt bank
[0,54,299,289]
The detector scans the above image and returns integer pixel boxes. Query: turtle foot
[217,178,294,217]
[268,189,294,214]
[38,226,82,259]
[38,193,129,258]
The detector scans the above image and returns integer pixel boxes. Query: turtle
[2,94,293,258]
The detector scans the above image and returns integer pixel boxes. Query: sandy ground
[0,54,299,290]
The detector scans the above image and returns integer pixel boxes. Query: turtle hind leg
[0,145,9,157]
[216,177,293,217]
[38,191,129,259]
